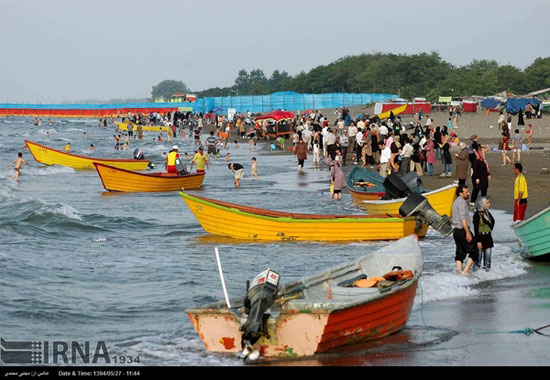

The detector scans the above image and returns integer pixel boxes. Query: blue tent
[506,98,540,114]
[480,98,501,109]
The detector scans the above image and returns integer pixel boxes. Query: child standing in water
[7,152,31,181]
[473,196,495,271]
[312,141,321,169]
[251,157,258,180]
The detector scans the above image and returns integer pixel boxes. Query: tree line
[152,52,550,102]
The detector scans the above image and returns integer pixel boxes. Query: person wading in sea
[228,163,244,187]
[452,184,479,275]
[7,152,31,181]
[293,138,308,173]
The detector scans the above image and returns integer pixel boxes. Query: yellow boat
[362,184,457,216]
[94,163,204,192]
[180,192,427,242]
[24,140,151,171]
[115,122,169,132]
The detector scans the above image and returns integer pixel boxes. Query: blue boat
[511,205,550,260]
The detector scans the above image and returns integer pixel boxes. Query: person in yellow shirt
[64,142,71,152]
[166,145,179,174]
[190,146,209,173]
[513,163,528,222]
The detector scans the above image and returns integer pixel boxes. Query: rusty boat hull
[186,235,423,358]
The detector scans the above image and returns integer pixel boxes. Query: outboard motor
[399,192,454,236]
[240,269,280,360]
[175,158,188,175]
[133,148,144,160]
[133,148,155,169]
[383,173,411,199]
[401,171,423,193]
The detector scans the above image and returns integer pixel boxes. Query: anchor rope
[487,323,550,337]
[416,281,550,338]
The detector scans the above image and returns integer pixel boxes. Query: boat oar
[215,247,231,308]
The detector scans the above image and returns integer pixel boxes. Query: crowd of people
[8,103,543,282]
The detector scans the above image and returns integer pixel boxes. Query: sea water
[0,117,538,366]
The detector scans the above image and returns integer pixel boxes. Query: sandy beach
[314,105,550,218]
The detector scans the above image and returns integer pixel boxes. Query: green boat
[511,205,550,260]
[346,166,387,204]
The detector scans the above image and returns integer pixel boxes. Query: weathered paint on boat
[186,235,422,358]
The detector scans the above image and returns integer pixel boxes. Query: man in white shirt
[347,123,358,153]
[379,141,392,178]
[302,125,312,150]
[340,131,349,165]
[425,115,432,127]
[336,118,345,136]
[322,125,329,156]
[399,137,414,175]
[379,124,388,143]
[355,128,363,164]
[325,128,336,158]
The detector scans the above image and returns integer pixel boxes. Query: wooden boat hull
[187,235,422,358]
[94,163,204,192]
[24,140,151,170]
[180,192,426,241]
[188,284,417,357]
[511,206,550,259]
[346,166,386,204]
[115,122,168,132]
[348,187,385,202]
[362,184,457,216]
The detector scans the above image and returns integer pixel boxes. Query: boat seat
[302,281,380,303]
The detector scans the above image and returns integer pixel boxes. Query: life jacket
[353,270,413,288]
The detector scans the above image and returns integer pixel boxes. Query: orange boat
[94,163,204,192]
[186,235,422,360]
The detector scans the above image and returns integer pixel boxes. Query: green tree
[234,69,251,94]
[249,69,268,94]
[524,57,550,90]
[495,65,526,94]
[151,80,190,101]
[268,70,293,93]
[192,53,550,100]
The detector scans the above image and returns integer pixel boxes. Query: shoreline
[236,131,549,218]
[231,106,550,218]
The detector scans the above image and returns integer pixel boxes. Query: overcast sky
[1,0,549,103]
